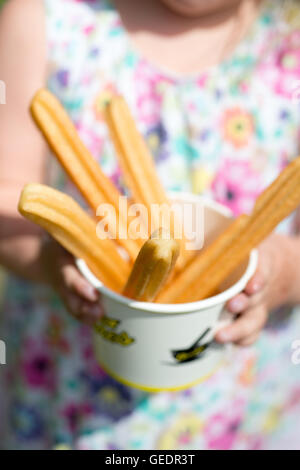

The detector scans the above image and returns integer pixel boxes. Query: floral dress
[1,0,300,450]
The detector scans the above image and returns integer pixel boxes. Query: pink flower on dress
[62,403,93,434]
[75,121,103,158]
[83,25,95,36]
[204,400,246,450]
[134,60,173,126]
[196,74,209,88]
[204,413,240,450]
[259,31,300,99]
[21,338,56,391]
[211,158,262,216]
[284,387,300,411]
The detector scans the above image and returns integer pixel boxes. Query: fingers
[226,293,249,313]
[46,241,103,325]
[244,269,266,296]
[47,242,99,302]
[235,331,261,347]
[226,264,268,315]
[215,306,268,344]
[60,288,104,326]
[216,238,275,346]
[244,252,268,296]
[226,287,267,316]
[59,262,103,325]
[61,262,99,302]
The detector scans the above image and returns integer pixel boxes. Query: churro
[18,184,130,292]
[104,96,190,267]
[157,157,300,304]
[123,228,180,302]
[157,215,249,303]
[30,89,141,261]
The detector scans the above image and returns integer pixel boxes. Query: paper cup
[76,193,257,392]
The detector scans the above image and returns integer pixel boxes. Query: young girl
[0,0,300,450]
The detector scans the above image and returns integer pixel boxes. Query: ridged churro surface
[19,184,130,292]
[158,157,300,304]
[123,228,180,302]
[104,96,192,268]
[31,89,141,261]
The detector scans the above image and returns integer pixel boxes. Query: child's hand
[41,237,103,326]
[215,234,296,346]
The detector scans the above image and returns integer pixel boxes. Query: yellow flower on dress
[262,407,281,433]
[94,84,117,118]
[238,357,256,386]
[147,133,160,153]
[98,385,120,404]
[54,444,72,450]
[192,167,213,194]
[222,107,254,148]
[157,413,203,450]
[285,1,300,29]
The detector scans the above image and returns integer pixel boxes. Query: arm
[0,0,47,281]
[0,0,103,324]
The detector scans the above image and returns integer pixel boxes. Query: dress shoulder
[44,0,118,110]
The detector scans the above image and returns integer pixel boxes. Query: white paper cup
[76,194,257,392]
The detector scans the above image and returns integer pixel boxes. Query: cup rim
[76,193,258,314]
[76,250,257,314]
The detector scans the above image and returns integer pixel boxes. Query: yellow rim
[96,359,224,393]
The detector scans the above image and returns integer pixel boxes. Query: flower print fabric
[1,0,300,450]
[212,158,263,216]
[222,108,255,149]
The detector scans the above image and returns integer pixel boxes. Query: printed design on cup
[94,316,135,347]
[170,328,218,364]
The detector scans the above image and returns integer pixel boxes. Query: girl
[0,0,300,450]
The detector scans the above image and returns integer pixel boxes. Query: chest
[47,6,300,216]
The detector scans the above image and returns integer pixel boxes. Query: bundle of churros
[18,88,300,304]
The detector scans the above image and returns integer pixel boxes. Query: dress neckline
[108,0,275,84]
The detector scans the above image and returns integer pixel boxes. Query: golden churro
[253,158,300,215]
[18,184,131,292]
[157,157,300,303]
[157,215,249,303]
[123,228,180,302]
[104,96,191,267]
[30,89,141,261]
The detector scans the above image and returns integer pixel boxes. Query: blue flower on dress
[279,109,290,120]
[146,122,169,162]
[89,47,100,58]
[11,402,44,441]
[199,129,211,142]
[56,69,70,88]
[80,371,134,421]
